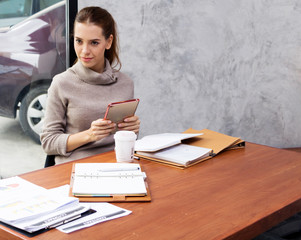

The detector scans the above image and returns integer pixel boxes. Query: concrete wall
[79,0,301,148]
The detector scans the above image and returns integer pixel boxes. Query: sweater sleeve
[40,76,71,156]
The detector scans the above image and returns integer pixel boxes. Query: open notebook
[136,144,212,167]
[69,163,151,202]
[135,133,203,152]
[135,129,245,169]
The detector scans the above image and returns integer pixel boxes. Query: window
[0,0,62,28]
[39,0,61,10]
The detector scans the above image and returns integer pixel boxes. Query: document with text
[0,177,87,233]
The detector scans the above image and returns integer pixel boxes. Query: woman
[41,6,140,164]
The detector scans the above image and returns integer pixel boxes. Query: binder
[69,163,151,202]
[135,128,245,169]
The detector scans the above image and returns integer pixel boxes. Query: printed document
[57,202,132,233]
[0,176,85,232]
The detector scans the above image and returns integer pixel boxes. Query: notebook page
[72,163,147,196]
[137,144,212,166]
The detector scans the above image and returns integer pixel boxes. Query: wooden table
[1,142,301,240]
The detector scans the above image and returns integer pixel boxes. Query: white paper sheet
[0,177,81,232]
[57,203,132,233]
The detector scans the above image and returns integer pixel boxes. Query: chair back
[44,155,55,168]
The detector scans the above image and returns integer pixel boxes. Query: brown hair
[74,6,121,70]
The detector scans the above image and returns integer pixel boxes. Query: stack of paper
[0,176,88,233]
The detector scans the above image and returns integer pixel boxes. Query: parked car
[0,0,66,143]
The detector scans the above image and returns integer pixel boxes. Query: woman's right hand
[67,119,116,152]
[87,119,116,142]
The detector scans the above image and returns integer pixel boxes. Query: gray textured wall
[79,0,301,148]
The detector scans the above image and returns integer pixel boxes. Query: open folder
[135,128,245,169]
[69,163,151,202]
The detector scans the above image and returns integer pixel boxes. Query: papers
[134,133,203,152]
[136,144,212,166]
[57,203,131,233]
[71,163,147,196]
[16,204,90,233]
[0,177,133,234]
[74,162,141,174]
[0,176,86,233]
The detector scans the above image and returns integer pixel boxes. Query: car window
[0,0,32,18]
[0,0,32,27]
[0,0,61,28]
[39,0,61,9]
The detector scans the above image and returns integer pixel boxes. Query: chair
[44,155,55,168]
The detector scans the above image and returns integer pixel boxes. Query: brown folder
[135,128,245,169]
[69,163,151,202]
[182,128,245,155]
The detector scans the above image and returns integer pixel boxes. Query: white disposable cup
[114,131,137,162]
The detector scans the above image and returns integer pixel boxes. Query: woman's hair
[74,6,121,70]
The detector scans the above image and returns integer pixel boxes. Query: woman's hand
[87,119,116,142]
[66,119,116,152]
[117,115,140,134]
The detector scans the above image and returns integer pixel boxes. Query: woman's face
[74,22,113,73]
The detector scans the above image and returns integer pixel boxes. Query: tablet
[104,99,140,124]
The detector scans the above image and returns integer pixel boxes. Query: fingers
[89,116,141,142]
[89,119,116,141]
[91,119,114,129]
[123,115,138,122]
[118,116,140,133]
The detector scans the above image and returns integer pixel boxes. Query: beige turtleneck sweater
[40,60,134,164]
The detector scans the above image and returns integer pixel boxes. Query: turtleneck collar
[71,59,118,85]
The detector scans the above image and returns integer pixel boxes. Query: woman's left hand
[118,115,140,134]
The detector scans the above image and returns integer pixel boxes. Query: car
[0,0,66,143]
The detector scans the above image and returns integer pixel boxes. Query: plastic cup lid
[114,131,137,141]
